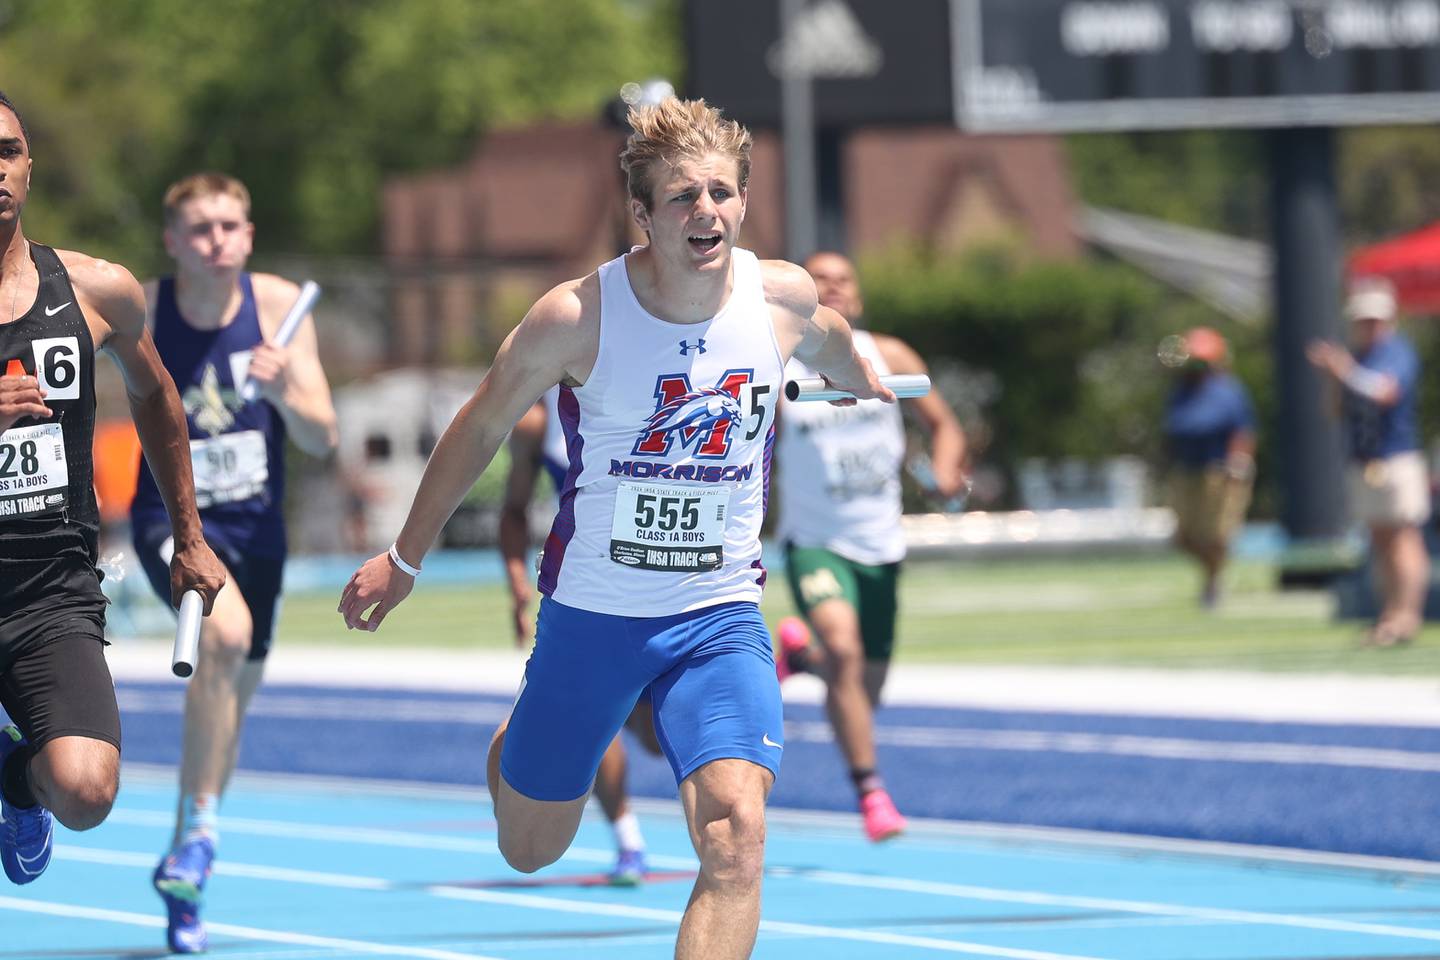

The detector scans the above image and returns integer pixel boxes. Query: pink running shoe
[775,616,811,684]
[860,789,906,842]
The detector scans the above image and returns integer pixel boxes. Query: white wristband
[388,543,421,577]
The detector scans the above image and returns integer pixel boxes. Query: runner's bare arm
[249,274,338,457]
[874,333,967,496]
[339,277,598,631]
[69,253,225,612]
[763,260,894,405]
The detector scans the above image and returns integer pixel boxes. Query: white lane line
[116,690,512,725]
[805,723,1440,773]
[102,809,700,871]
[434,886,1111,960]
[51,847,1107,960]
[60,846,389,890]
[0,894,504,960]
[93,812,1440,943]
[776,868,1440,943]
[57,842,1440,951]
[112,764,1440,881]
[116,690,1440,773]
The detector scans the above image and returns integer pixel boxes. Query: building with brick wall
[380,120,1079,366]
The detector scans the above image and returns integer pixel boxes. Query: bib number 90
[205,445,239,476]
[634,493,700,532]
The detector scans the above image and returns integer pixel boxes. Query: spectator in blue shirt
[1164,327,1257,608]
[1308,279,1430,647]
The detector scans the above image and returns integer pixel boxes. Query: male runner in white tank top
[339,98,893,960]
[774,251,968,843]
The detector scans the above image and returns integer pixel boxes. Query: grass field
[268,554,1440,675]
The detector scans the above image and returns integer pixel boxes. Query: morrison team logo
[631,370,752,459]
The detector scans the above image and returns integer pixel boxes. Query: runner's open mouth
[689,233,721,253]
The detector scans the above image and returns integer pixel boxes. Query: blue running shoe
[153,837,214,953]
[608,848,647,887]
[0,725,52,885]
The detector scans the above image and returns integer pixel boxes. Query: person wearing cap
[1163,326,1257,608]
[1308,279,1429,647]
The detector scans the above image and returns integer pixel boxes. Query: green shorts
[783,543,901,662]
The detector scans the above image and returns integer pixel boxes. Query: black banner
[958,0,1440,131]
[685,0,1440,133]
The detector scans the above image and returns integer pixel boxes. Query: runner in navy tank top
[0,91,225,890]
[131,273,288,553]
[340,98,895,960]
[134,173,337,954]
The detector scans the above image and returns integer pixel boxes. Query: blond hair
[163,172,251,225]
[619,98,752,208]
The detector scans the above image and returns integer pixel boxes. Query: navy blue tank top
[130,274,287,556]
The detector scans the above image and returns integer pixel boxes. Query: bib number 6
[634,493,700,532]
[31,337,81,401]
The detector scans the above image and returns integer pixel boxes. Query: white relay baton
[784,373,931,403]
[172,590,204,679]
[240,280,322,402]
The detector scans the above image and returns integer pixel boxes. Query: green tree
[1339,126,1440,244]
[1068,125,1440,251]
[859,245,1279,513]
[1065,130,1268,240]
[0,0,680,265]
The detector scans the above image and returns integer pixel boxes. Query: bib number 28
[0,439,40,479]
[0,422,68,514]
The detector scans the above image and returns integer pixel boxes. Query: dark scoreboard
[686,0,1440,133]
[959,0,1440,131]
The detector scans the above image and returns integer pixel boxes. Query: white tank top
[537,248,784,616]
[776,330,907,564]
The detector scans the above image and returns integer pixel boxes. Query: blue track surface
[7,768,1440,959]
[115,681,1440,859]
[6,678,1440,958]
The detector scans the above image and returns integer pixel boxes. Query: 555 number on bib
[610,481,728,572]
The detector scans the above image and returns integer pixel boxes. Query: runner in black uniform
[0,90,225,886]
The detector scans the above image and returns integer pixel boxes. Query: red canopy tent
[1348,221,1440,314]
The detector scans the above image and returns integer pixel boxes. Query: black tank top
[0,243,100,575]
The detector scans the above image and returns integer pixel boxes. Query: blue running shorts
[133,526,285,661]
[500,598,784,802]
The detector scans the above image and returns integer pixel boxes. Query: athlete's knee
[824,639,866,684]
[201,614,254,667]
[39,750,117,831]
[54,778,116,831]
[694,796,767,886]
[496,815,572,873]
